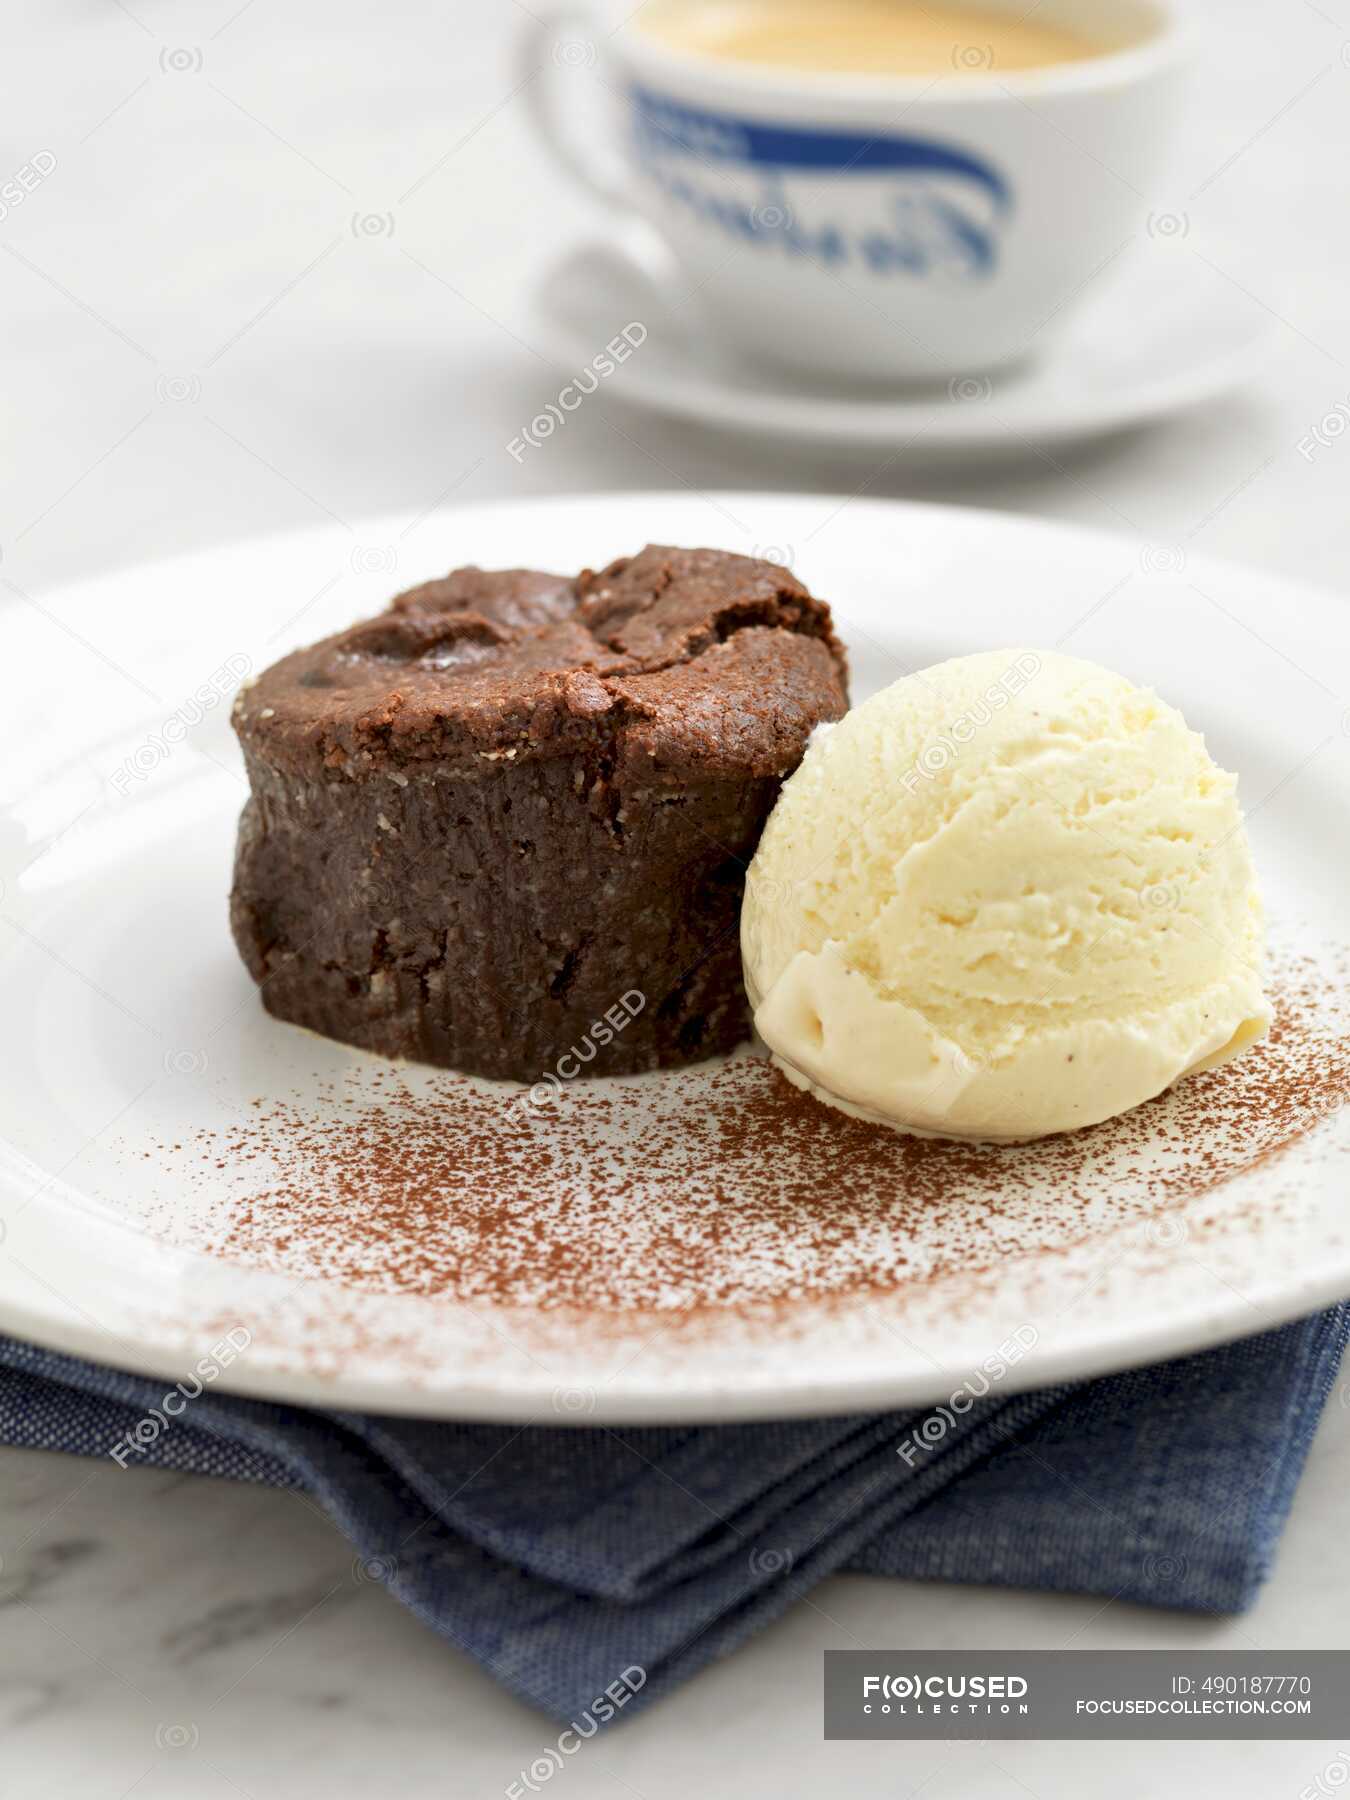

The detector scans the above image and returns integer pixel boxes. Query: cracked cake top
[232,545,849,781]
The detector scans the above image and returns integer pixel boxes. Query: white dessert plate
[1,491,1348,1423]
[530,237,1273,451]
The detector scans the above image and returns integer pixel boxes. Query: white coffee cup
[522,0,1189,386]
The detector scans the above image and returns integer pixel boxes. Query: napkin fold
[0,1309,1343,1724]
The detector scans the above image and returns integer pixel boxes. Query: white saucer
[531,238,1273,452]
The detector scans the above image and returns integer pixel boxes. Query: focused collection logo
[862,1673,1030,1716]
[827,1651,1338,1740]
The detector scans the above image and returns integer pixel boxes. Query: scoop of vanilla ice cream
[741,649,1270,1142]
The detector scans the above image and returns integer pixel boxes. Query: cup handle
[520,6,636,211]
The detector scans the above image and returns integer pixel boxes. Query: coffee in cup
[638,0,1101,78]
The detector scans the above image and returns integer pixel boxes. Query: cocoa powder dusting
[148,952,1350,1317]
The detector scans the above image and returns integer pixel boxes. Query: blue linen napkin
[0,1309,1343,1725]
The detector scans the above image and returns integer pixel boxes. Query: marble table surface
[4,0,1350,1792]
[4,1398,1350,1797]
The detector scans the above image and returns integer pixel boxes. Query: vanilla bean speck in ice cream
[740,649,1271,1142]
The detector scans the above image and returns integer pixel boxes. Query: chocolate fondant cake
[229,545,848,1082]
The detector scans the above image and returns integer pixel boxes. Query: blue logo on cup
[630,87,1011,280]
